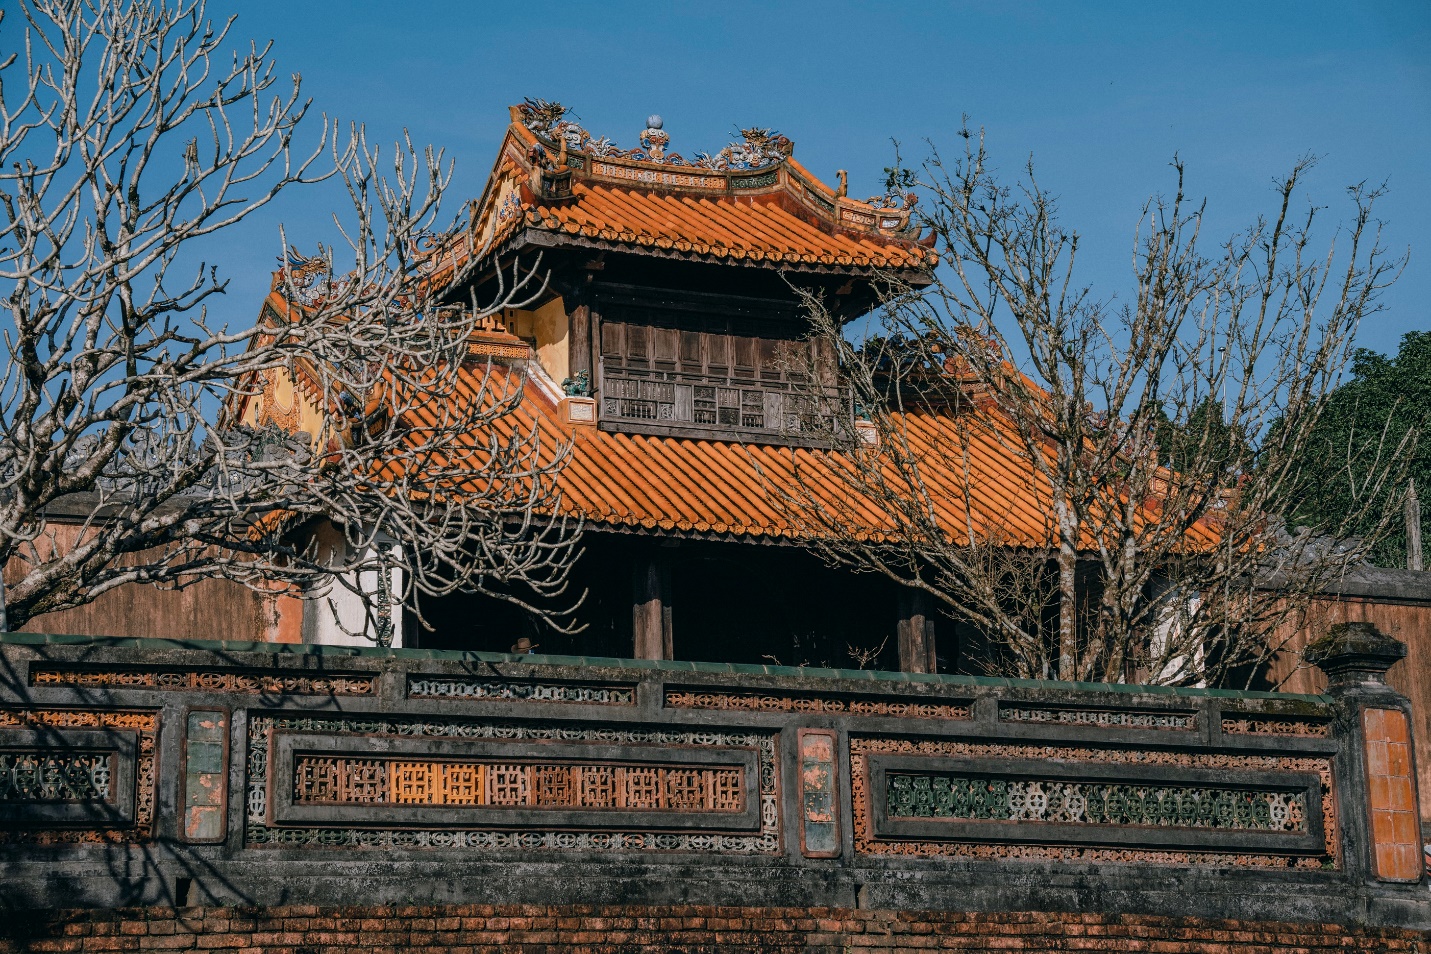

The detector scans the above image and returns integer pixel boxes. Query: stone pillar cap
[1304,622,1406,684]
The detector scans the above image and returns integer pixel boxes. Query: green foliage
[1284,331,1431,566]
[1154,398,1251,476]
[883,165,918,194]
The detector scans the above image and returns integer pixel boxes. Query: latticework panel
[1001,707,1196,731]
[886,774,1306,832]
[32,666,374,696]
[0,752,111,802]
[666,689,970,720]
[407,680,634,705]
[849,737,1338,870]
[292,756,745,812]
[0,708,158,844]
[246,716,780,854]
[1221,715,1331,738]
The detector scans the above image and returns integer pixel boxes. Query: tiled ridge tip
[0,630,1333,703]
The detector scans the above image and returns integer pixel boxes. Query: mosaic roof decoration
[516,98,794,171]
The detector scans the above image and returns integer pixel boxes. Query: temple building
[9,104,1430,894]
[231,100,1043,671]
[224,101,1431,708]
[425,101,945,668]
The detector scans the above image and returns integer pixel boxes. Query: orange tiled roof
[406,361,1203,550]
[234,313,1219,551]
[512,181,931,270]
[451,101,938,279]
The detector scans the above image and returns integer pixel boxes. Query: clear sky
[71,0,1431,357]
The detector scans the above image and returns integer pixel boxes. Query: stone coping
[1,631,1328,703]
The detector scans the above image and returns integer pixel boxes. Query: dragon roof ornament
[516,98,794,172]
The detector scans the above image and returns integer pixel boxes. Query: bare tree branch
[770,125,1409,686]
[0,0,583,642]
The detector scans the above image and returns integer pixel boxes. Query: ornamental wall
[0,630,1423,931]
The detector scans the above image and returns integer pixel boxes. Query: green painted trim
[0,631,1332,703]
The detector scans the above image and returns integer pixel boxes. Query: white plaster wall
[303,527,406,648]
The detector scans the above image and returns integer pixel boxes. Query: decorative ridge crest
[515,99,794,172]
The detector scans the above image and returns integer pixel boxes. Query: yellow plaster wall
[533,296,569,385]
[505,296,568,384]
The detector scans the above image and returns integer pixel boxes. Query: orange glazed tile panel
[1363,706,1422,881]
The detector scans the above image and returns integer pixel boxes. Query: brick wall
[2,905,1425,953]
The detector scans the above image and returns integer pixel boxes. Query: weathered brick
[26,940,82,953]
[1,903,1425,953]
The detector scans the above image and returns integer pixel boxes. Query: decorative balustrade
[598,361,847,441]
[0,630,1422,925]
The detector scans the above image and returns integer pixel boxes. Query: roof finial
[836,170,848,198]
[640,114,669,162]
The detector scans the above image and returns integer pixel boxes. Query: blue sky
[80,1,1431,357]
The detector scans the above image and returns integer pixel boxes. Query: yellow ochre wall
[506,296,568,385]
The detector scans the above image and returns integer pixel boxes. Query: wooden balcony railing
[599,361,847,443]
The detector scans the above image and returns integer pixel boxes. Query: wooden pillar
[633,548,672,660]
[897,589,937,674]
[568,302,591,385]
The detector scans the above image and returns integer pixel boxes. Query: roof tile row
[518,183,931,271]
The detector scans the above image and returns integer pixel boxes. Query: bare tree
[0,0,581,640]
[777,128,1409,686]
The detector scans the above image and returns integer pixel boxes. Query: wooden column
[897,589,938,674]
[633,549,673,660]
[568,302,591,385]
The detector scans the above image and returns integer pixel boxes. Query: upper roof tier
[458,100,939,277]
